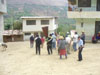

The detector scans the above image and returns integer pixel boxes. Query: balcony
[67,11,100,19]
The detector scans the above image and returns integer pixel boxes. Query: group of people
[30,34,45,55]
[29,31,85,61]
[57,31,85,61]
[92,32,100,43]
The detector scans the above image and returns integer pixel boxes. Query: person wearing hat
[30,34,34,48]
[47,34,53,55]
[58,36,67,59]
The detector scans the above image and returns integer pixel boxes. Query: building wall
[23,18,57,40]
[0,0,7,13]
[0,0,7,42]
[0,14,4,42]
[76,0,97,11]
[3,35,23,42]
[23,18,56,32]
[76,19,95,40]
[23,30,55,41]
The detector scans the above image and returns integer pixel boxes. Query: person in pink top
[41,36,45,48]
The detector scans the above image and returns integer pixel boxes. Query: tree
[4,24,12,30]
[13,21,22,30]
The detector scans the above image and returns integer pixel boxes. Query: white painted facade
[0,0,7,42]
[21,16,58,40]
[68,0,100,41]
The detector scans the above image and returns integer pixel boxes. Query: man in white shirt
[66,35,71,54]
[78,36,84,61]
[73,32,78,51]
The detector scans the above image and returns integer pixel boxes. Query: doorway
[97,0,100,11]
[95,21,100,34]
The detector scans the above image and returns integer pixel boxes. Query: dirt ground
[0,41,100,75]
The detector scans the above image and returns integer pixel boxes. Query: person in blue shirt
[78,36,84,61]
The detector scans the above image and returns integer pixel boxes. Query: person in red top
[92,34,97,43]
[41,36,45,48]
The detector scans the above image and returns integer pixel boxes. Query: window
[81,22,84,27]
[26,20,36,25]
[78,0,91,7]
[41,20,49,25]
[1,0,4,4]
[25,33,31,35]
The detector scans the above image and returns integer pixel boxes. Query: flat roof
[21,16,57,19]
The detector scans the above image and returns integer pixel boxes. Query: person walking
[66,35,71,54]
[58,36,67,59]
[78,36,84,61]
[30,34,34,48]
[47,34,53,55]
[35,35,42,55]
[73,32,78,51]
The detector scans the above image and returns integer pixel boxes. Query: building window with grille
[81,22,84,28]
[25,33,31,35]
[78,0,91,7]
[26,20,36,25]
[1,0,4,4]
[41,20,49,25]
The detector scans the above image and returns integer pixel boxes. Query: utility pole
[11,9,14,42]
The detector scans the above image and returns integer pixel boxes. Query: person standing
[41,36,45,48]
[47,34,53,55]
[52,33,56,50]
[81,32,85,45]
[78,36,84,61]
[73,32,78,51]
[35,35,42,55]
[66,35,71,54]
[30,34,34,48]
[58,36,67,59]
[92,34,97,43]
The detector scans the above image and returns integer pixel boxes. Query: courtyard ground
[0,41,100,75]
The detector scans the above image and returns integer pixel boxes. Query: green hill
[4,3,75,34]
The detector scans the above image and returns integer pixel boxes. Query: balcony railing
[67,11,100,18]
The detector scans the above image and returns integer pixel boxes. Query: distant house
[67,0,100,41]
[0,0,7,42]
[3,30,23,42]
[21,16,58,40]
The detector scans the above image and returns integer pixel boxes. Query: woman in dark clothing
[47,34,53,55]
[30,34,34,48]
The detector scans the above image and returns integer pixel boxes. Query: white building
[21,16,58,40]
[68,0,100,41]
[0,0,7,42]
